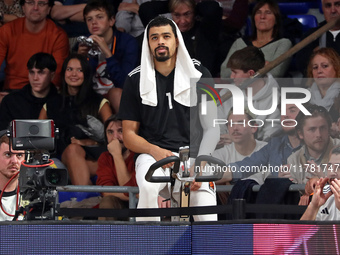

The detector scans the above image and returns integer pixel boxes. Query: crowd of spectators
[1,0,340,222]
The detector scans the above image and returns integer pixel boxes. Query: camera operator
[0,130,24,221]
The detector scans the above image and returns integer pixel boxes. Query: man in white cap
[118,16,219,221]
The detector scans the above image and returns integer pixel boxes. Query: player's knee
[138,181,160,196]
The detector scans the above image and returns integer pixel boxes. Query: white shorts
[135,153,217,221]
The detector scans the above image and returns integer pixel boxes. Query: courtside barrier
[56,184,306,220]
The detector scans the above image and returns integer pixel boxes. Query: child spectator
[218,46,281,143]
[78,0,139,113]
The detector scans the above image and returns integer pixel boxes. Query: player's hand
[90,35,112,58]
[150,146,175,169]
[157,196,171,208]
[190,180,202,191]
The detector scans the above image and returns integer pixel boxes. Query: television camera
[10,120,68,220]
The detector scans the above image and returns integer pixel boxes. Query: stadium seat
[287,14,318,33]
[286,14,318,78]
[319,1,323,14]
[278,2,310,15]
[245,17,252,37]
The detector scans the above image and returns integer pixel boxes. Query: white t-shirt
[213,140,267,164]
[92,51,114,95]
[0,190,18,221]
[316,185,340,221]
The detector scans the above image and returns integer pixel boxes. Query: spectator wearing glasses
[0,0,69,101]
[138,0,222,76]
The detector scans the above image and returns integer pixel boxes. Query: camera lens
[44,168,68,187]
[46,169,62,185]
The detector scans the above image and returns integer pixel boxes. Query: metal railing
[56,183,306,221]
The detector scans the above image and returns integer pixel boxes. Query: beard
[285,128,297,136]
[154,46,170,62]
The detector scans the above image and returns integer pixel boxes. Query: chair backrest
[278,2,309,15]
[287,14,318,33]
[245,17,252,37]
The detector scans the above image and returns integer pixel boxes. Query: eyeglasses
[25,1,49,7]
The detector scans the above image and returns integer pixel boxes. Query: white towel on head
[140,18,202,107]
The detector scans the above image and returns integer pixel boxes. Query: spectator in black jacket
[295,0,340,76]
[0,52,58,130]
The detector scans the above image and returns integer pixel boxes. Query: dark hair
[83,0,115,20]
[20,0,54,7]
[295,104,332,134]
[27,52,57,72]
[250,0,281,41]
[103,114,120,143]
[147,16,178,39]
[0,130,9,145]
[60,54,98,119]
[227,46,265,72]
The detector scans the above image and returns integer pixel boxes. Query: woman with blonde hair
[307,48,340,121]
